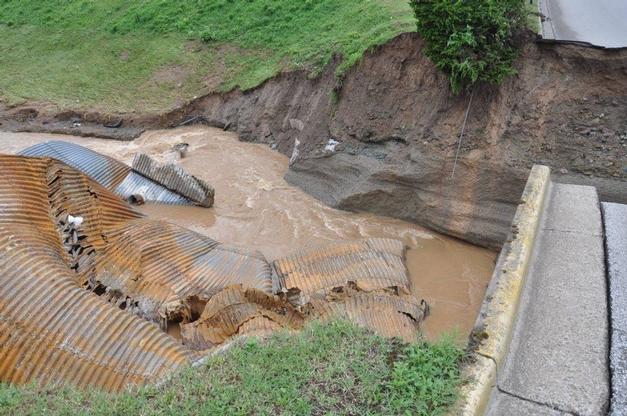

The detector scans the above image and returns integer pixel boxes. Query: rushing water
[1,126,496,340]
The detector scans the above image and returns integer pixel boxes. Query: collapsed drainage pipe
[19,140,214,207]
[0,154,428,391]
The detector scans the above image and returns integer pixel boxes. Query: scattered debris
[289,118,305,131]
[324,138,339,152]
[173,142,189,158]
[289,138,300,165]
[177,115,208,127]
[104,119,123,128]
[128,193,145,205]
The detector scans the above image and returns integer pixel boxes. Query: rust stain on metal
[307,287,428,343]
[0,156,191,391]
[271,238,411,305]
[180,285,304,350]
[0,155,428,391]
[93,219,273,326]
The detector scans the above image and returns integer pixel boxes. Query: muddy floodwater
[1,126,496,340]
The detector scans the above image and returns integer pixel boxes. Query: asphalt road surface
[540,0,627,48]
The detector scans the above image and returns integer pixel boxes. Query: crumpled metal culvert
[19,140,214,206]
[0,154,427,392]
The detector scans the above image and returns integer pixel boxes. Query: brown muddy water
[1,126,496,341]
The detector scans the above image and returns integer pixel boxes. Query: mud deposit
[1,126,496,339]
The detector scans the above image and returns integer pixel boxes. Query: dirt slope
[1,33,625,248]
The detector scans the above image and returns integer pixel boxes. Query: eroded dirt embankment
[2,33,626,248]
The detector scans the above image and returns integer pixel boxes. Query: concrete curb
[457,165,551,416]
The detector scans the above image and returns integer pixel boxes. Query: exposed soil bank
[2,33,626,248]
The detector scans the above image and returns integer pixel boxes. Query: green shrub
[410,0,526,93]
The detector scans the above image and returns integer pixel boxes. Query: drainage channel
[1,125,496,341]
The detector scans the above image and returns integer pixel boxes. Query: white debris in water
[67,215,84,228]
[289,138,300,165]
[325,139,339,152]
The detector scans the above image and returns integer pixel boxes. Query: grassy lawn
[0,321,463,416]
[0,0,414,113]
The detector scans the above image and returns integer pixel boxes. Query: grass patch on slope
[0,0,414,113]
[0,321,463,416]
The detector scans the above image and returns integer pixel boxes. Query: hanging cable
[451,87,476,179]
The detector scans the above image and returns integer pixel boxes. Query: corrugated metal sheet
[271,238,410,306]
[307,289,428,343]
[0,156,192,391]
[114,171,193,205]
[0,155,430,390]
[94,219,274,325]
[180,285,303,350]
[18,141,196,205]
[132,153,214,207]
[19,141,130,189]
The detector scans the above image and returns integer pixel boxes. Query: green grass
[0,0,414,113]
[525,0,542,34]
[0,321,464,416]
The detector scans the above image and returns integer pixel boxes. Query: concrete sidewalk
[486,183,610,415]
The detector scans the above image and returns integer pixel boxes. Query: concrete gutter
[457,165,551,416]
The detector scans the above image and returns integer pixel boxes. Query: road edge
[456,165,551,416]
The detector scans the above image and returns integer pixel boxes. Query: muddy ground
[1,33,625,248]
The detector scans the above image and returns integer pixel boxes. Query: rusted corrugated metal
[0,156,192,391]
[306,288,428,343]
[271,239,428,341]
[180,285,304,350]
[0,155,430,391]
[132,153,214,207]
[93,219,274,325]
[271,238,410,306]
[19,141,198,205]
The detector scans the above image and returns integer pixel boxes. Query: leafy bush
[410,0,526,93]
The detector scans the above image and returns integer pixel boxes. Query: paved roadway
[487,183,610,415]
[540,0,627,48]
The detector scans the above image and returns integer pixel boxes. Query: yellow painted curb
[457,165,551,416]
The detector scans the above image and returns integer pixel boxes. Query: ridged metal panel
[180,285,303,350]
[307,291,428,343]
[44,158,143,286]
[19,141,130,189]
[114,171,192,205]
[272,238,410,302]
[93,219,274,324]
[19,141,194,205]
[0,156,192,391]
[0,155,431,390]
[132,153,214,207]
